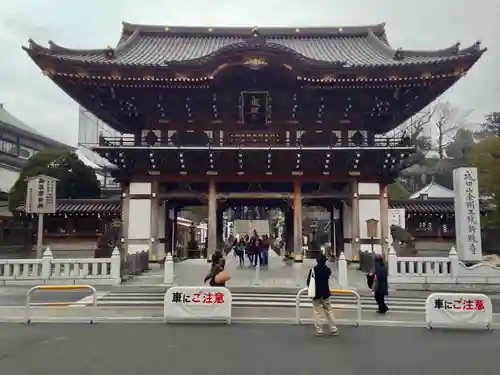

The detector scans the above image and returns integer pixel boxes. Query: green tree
[446,128,476,166]
[9,149,101,211]
[478,112,500,137]
[468,136,500,226]
[388,179,410,199]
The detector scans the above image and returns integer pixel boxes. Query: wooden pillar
[216,207,224,250]
[207,180,217,260]
[285,206,293,253]
[380,184,389,258]
[351,180,360,261]
[293,180,303,262]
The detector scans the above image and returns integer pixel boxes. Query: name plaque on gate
[227,132,281,145]
[240,91,268,128]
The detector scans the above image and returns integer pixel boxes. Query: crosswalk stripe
[99,292,426,302]
[96,294,424,305]
[86,292,426,311]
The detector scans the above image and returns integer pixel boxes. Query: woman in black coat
[372,254,389,314]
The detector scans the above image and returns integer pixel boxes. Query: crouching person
[306,254,338,336]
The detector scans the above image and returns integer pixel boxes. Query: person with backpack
[306,253,338,336]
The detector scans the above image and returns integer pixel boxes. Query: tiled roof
[17,199,120,215]
[0,104,71,150]
[23,22,485,68]
[16,198,490,215]
[409,179,454,199]
[390,199,490,214]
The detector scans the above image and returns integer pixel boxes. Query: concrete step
[76,291,426,311]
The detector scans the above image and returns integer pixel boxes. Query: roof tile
[390,199,490,214]
[24,23,485,68]
[16,198,490,215]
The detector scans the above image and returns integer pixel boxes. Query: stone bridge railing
[0,248,121,286]
[387,247,500,290]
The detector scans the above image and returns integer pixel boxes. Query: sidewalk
[122,255,437,297]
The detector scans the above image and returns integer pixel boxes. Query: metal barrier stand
[295,288,362,326]
[25,285,98,324]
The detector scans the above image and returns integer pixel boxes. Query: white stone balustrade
[0,247,121,286]
[388,246,500,288]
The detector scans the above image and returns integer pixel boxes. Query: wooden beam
[158,192,352,200]
[159,192,206,199]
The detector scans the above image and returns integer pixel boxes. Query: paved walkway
[125,254,369,290]
[0,324,497,375]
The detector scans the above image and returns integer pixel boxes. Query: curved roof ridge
[47,40,108,56]
[397,41,484,58]
[122,21,387,37]
[114,28,141,54]
[365,29,398,58]
[459,41,487,55]
[365,30,484,61]
[167,41,346,67]
[23,38,51,53]
[401,43,461,58]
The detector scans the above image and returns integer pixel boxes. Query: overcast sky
[0,0,498,146]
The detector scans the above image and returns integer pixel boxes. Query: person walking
[204,250,223,283]
[207,258,230,287]
[261,234,269,266]
[306,254,338,336]
[372,254,389,314]
[252,237,263,267]
[236,238,246,267]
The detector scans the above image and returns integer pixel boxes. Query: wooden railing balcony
[90,133,415,150]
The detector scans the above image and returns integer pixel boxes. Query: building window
[18,145,37,159]
[0,139,17,155]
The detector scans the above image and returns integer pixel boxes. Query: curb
[109,284,436,298]
[1,316,497,329]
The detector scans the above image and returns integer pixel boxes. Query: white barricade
[164,286,232,324]
[425,292,493,330]
[295,287,362,325]
[25,284,98,324]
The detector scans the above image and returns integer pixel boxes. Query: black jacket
[374,260,389,296]
[306,264,332,299]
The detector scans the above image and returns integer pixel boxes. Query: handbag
[214,270,230,285]
[366,273,375,289]
[307,268,316,298]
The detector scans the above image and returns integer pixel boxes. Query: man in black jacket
[306,254,338,336]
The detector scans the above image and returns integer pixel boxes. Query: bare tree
[432,101,472,160]
[387,108,434,150]
[406,108,434,151]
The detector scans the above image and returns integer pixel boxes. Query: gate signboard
[25,175,57,214]
[25,175,58,258]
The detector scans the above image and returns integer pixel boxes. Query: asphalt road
[0,324,497,375]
